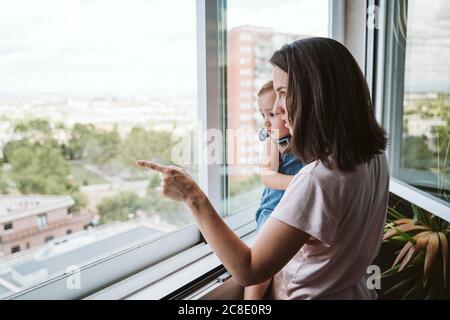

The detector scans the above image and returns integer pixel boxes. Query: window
[377,0,449,215]
[11,246,20,254]
[225,0,330,214]
[240,58,251,65]
[36,214,48,229]
[239,33,252,42]
[240,80,252,87]
[0,0,200,299]
[3,222,13,231]
[239,46,252,53]
[0,0,343,299]
[240,91,253,98]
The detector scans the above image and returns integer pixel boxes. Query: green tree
[67,123,96,160]
[70,191,88,213]
[0,165,7,194]
[139,189,191,226]
[96,192,141,224]
[401,135,434,170]
[14,119,52,142]
[68,124,120,164]
[229,174,261,197]
[96,187,192,227]
[7,142,86,211]
[84,128,120,164]
[9,143,71,194]
[119,127,175,168]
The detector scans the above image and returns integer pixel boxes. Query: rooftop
[0,223,160,299]
[0,195,74,224]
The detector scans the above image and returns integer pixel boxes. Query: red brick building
[0,195,93,257]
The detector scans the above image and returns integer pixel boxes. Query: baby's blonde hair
[257,80,274,97]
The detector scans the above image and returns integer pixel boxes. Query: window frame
[329,0,346,44]
[366,0,450,220]
[5,0,343,300]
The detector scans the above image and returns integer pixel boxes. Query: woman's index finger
[136,160,170,173]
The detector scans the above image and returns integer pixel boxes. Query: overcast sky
[404,0,450,92]
[0,0,330,97]
[0,0,198,96]
[0,0,447,97]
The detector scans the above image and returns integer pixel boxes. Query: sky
[0,0,447,97]
[227,0,329,35]
[0,0,329,97]
[404,0,450,93]
[0,0,198,96]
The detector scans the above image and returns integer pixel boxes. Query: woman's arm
[244,278,272,300]
[136,160,309,287]
[260,172,294,190]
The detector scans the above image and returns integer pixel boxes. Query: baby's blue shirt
[255,144,304,232]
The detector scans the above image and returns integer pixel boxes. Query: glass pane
[397,0,449,204]
[0,0,198,298]
[225,0,330,214]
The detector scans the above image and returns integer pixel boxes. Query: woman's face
[272,66,292,135]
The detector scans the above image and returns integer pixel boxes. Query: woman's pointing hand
[135,160,206,209]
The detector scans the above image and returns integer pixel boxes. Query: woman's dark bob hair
[270,37,387,172]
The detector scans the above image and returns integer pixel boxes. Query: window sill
[85,214,257,300]
[389,178,450,221]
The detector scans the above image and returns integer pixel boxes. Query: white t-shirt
[268,152,389,300]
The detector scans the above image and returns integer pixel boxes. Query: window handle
[216,271,231,283]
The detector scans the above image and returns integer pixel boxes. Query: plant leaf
[423,233,439,287]
[381,265,400,278]
[394,218,415,226]
[383,224,427,241]
[402,282,419,300]
[384,277,413,296]
[412,204,429,226]
[387,206,406,220]
[438,232,448,286]
[398,232,432,272]
[393,241,413,267]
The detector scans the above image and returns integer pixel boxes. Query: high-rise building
[227,26,307,179]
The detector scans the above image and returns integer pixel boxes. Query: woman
[137,37,389,300]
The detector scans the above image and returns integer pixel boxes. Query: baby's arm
[261,172,294,190]
[259,138,294,190]
[244,278,272,300]
[259,138,279,172]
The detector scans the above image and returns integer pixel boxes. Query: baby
[244,80,304,300]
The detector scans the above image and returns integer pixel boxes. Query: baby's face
[258,90,290,140]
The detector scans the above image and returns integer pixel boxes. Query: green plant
[381,204,450,299]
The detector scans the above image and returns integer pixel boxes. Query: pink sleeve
[270,172,337,247]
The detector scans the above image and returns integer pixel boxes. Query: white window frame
[6,0,344,300]
[329,0,345,44]
[366,0,450,221]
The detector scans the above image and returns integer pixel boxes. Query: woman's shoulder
[292,152,388,186]
[294,159,333,182]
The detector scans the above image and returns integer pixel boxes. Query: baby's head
[257,80,290,140]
